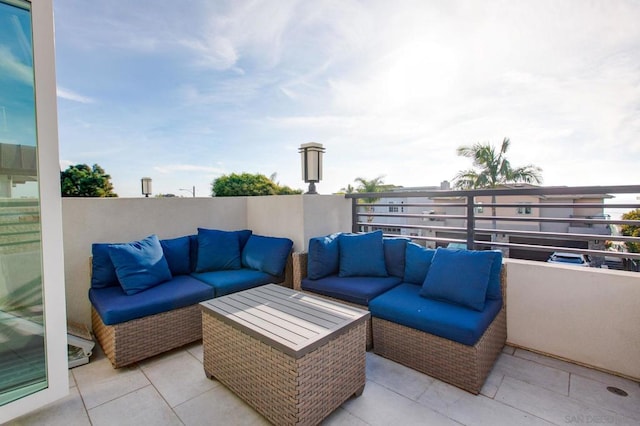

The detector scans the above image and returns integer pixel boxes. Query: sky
[51,0,640,198]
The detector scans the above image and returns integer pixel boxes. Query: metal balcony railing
[346,185,640,271]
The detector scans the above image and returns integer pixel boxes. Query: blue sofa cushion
[108,234,173,295]
[369,283,503,346]
[403,242,436,285]
[188,234,199,272]
[89,275,215,325]
[91,243,119,289]
[191,269,275,297]
[485,250,503,300]
[196,228,242,272]
[383,238,409,278]
[307,233,341,280]
[242,235,293,276]
[420,248,493,311]
[160,236,190,276]
[301,275,401,306]
[339,231,388,277]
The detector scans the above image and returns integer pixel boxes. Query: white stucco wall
[505,258,640,380]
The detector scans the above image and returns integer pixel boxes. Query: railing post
[466,196,475,250]
[351,198,359,233]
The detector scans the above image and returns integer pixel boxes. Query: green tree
[212,173,302,196]
[453,137,542,228]
[60,164,117,197]
[354,175,392,227]
[621,209,640,253]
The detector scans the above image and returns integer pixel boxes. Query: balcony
[4,187,640,424]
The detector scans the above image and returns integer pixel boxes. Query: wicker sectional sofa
[89,229,293,368]
[292,230,506,394]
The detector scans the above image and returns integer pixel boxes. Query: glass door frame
[0,0,68,421]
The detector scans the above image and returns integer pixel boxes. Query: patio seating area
[8,341,639,425]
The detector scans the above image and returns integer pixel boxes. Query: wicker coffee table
[200,284,369,426]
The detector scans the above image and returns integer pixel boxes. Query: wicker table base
[201,285,368,426]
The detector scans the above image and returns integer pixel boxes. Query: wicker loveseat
[292,231,506,394]
[90,229,293,368]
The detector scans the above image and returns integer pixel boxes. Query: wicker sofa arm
[292,252,308,290]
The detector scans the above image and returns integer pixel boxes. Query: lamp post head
[141,177,152,197]
[299,142,325,194]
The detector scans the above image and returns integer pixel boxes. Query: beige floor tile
[496,376,637,426]
[173,384,268,426]
[7,387,90,426]
[569,375,640,422]
[88,385,181,426]
[71,356,149,409]
[185,342,204,363]
[365,352,434,400]
[140,348,218,407]
[341,380,459,426]
[322,407,370,425]
[493,352,570,395]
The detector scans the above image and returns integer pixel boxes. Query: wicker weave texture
[372,308,506,394]
[92,304,202,368]
[292,251,307,291]
[203,311,366,426]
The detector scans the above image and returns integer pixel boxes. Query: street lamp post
[179,186,195,197]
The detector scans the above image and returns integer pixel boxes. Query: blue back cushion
[403,242,436,285]
[196,228,241,272]
[236,229,253,251]
[383,238,409,278]
[307,233,341,280]
[486,250,503,300]
[91,243,119,289]
[108,234,173,295]
[241,234,293,276]
[338,231,388,277]
[160,236,190,276]
[419,248,493,311]
[302,275,402,306]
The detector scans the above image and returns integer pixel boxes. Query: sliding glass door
[0,0,67,421]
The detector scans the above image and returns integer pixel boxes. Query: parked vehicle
[547,252,591,267]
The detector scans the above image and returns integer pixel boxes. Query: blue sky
[53,0,640,197]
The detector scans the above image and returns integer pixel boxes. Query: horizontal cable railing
[347,185,640,271]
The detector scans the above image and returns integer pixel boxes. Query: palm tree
[354,175,388,230]
[453,137,542,230]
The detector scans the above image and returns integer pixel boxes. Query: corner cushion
[301,275,401,306]
[403,242,436,285]
[241,234,293,276]
[108,234,172,295]
[419,248,493,311]
[89,275,215,325]
[195,228,242,272]
[160,236,191,276]
[383,237,409,278]
[307,233,341,280]
[191,268,275,297]
[486,250,503,300]
[338,230,388,277]
[369,283,502,346]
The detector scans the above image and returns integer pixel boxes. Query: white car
[547,252,590,267]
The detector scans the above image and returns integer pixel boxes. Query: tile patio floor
[7,343,639,426]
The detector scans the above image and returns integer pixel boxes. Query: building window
[388,202,398,213]
[517,204,532,215]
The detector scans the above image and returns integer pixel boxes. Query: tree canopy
[453,138,542,189]
[211,173,302,196]
[621,209,640,253]
[60,164,117,197]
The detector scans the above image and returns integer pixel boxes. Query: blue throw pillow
[236,229,253,251]
[196,228,242,272]
[403,242,436,285]
[307,233,341,280]
[91,243,119,289]
[338,230,388,277]
[188,234,198,272]
[108,234,172,295]
[160,236,190,276]
[383,237,409,278]
[485,250,503,300]
[242,235,293,276]
[419,248,493,311]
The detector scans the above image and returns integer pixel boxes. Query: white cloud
[0,46,32,85]
[57,87,95,104]
[153,164,224,175]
